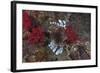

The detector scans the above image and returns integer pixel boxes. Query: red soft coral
[28,26,45,45]
[23,11,32,31]
[65,25,79,44]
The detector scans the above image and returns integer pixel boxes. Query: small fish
[49,19,67,28]
[48,40,64,55]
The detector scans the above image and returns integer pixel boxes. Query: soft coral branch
[28,26,45,45]
[23,11,32,31]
